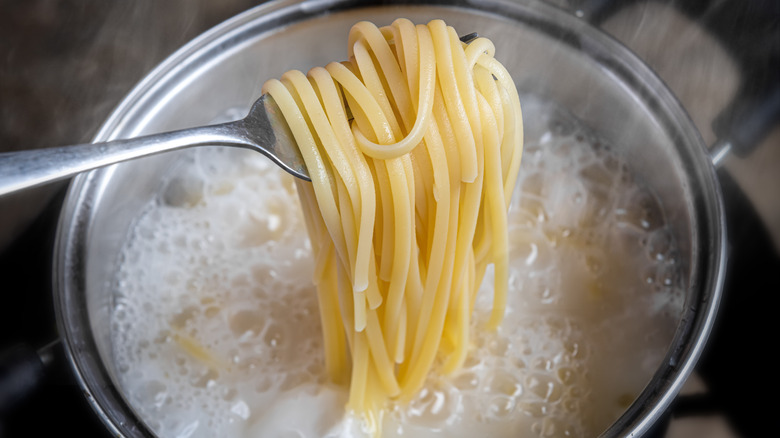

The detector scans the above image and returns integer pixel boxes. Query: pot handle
[710,82,780,167]
[0,341,58,416]
[570,0,780,167]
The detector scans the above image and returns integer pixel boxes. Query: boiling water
[110,98,684,438]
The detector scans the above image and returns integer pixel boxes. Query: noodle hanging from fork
[261,18,523,429]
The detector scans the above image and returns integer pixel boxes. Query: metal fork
[0,95,308,197]
[0,33,481,198]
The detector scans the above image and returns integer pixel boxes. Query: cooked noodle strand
[260,18,523,433]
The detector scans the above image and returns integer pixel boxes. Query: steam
[601,2,740,145]
[0,1,260,153]
[0,1,259,250]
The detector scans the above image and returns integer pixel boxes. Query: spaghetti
[261,18,523,430]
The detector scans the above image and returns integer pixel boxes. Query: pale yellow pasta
[261,18,523,432]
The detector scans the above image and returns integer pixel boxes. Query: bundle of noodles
[261,18,523,430]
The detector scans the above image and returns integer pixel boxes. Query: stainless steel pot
[52,0,727,436]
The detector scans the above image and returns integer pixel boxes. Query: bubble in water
[655,261,681,289]
[485,370,523,397]
[136,379,169,409]
[229,310,264,338]
[556,367,577,385]
[452,372,480,391]
[263,321,286,348]
[189,368,218,389]
[614,190,664,233]
[404,381,461,428]
[516,401,547,418]
[525,373,563,403]
[486,395,516,420]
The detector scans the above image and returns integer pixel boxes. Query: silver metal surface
[52,1,727,437]
[0,95,308,197]
[710,138,733,168]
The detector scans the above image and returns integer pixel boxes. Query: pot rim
[52,1,728,437]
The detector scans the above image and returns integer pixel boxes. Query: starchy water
[110,97,684,438]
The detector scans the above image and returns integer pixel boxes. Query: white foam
[110,98,684,438]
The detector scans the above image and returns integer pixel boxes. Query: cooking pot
[51,0,727,436]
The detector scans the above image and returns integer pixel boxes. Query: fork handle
[0,124,242,197]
